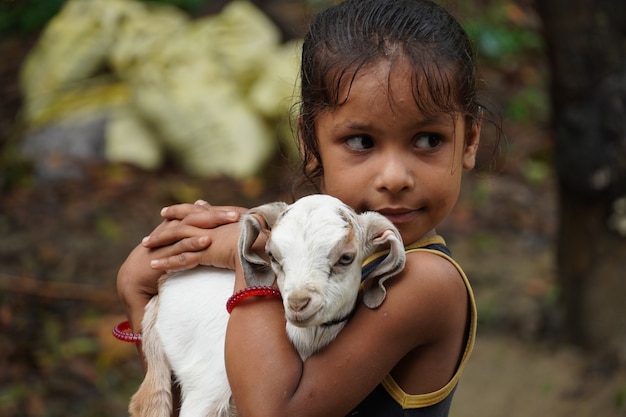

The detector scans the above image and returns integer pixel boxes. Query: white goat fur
[129,194,406,417]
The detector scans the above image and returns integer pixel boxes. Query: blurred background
[0,0,624,416]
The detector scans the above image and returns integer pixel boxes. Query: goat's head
[238,195,406,327]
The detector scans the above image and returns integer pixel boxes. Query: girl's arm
[116,201,247,334]
[225,250,469,417]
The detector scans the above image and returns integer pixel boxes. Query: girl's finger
[182,209,242,229]
[175,235,212,253]
[146,235,212,268]
[159,203,204,220]
[141,221,196,248]
[143,224,211,248]
[162,204,246,226]
[149,251,203,271]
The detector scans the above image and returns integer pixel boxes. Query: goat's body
[160,267,234,417]
[129,195,406,417]
[131,267,234,417]
[133,266,348,417]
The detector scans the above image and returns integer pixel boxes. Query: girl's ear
[462,117,482,170]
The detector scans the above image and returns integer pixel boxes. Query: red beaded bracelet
[112,320,142,344]
[226,286,282,314]
[112,288,280,343]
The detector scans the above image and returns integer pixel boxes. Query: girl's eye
[345,135,374,150]
[415,134,442,150]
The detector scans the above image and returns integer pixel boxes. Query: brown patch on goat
[329,214,357,274]
[129,278,174,417]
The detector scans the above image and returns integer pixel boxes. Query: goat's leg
[177,383,233,417]
[159,267,236,417]
[129,296,173,417]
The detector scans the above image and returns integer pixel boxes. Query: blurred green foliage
[468,21,542,65]
[0,0,66,35]
[459,0,544,62]
[0,0,205,36]
[303,0,334,11]
[617,382,626,409]
[149,0,206,9]
[0,139,33,192]
[522,159,550,186]
[457,0,548,126]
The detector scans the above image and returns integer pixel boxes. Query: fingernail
[141,236,150,245]
[195,199,209,206]
[160,206,169,216]
[225,211,238,220]
[150,259,161,268]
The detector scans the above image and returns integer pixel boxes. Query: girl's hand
[116,200,247,333]
[143,200,247,270]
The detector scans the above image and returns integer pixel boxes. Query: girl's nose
[374,153,415,194]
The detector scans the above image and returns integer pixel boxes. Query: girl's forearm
[225,263,304,417]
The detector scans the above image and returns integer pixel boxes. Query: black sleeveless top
[349,236,477,417]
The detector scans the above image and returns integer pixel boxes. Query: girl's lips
[377,209,421,224]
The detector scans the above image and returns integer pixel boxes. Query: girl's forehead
[321,70,462,134]
[328,56,459,117]
[334,59,445,116]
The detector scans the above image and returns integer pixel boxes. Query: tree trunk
[534,0,626,364]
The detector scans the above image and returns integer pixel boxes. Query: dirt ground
[1,3,625,416]
[447,221,626,417]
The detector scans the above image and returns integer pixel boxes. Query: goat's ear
[238,202,289,287]
[359,213,406,309]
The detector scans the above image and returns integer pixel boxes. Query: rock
[21,115,107,181]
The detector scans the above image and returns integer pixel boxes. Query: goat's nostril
[288,296,311,312]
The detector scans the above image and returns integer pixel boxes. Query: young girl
[117,0,486,415]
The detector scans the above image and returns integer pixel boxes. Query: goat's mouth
[286,309,323,327]
[286,305,355,328]
[285,302,327,327]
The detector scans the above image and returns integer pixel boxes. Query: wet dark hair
[297,0,482,189]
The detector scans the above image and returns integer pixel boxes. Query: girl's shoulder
[375,243,470,345]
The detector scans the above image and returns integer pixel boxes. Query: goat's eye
[268,252,284,271]
[337,253,355,266]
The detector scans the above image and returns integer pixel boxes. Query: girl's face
[313,59,480,244]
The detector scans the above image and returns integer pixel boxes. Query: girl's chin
[394,223,431,245]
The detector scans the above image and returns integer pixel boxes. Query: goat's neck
[285,303,356,361]
[286,323,347,361]
[321,305,356,327]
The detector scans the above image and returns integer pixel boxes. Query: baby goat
[129,194,406,417]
